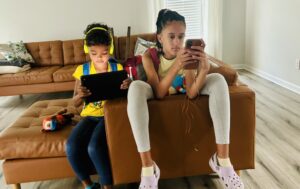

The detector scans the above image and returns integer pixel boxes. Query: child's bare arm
[143,49,194,99]
[72,79,91,107]
[185,47,210,99]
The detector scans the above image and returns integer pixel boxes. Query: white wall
[1,0,299,92]
[246,0,300,91]
[222,0,246,66]
[0,0,154,43]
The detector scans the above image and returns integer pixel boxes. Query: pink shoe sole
[139,162,160,189]
[209,153,244,189]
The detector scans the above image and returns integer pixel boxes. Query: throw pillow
[0,44,14,61]
[0,59,29,67]
[9,41,35,63]
[0,53,6,60]
[134,37,156,56]
[0,64,31,74]
[0,41,35,63]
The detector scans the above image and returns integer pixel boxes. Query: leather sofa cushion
[53,65,77,82]
[25,41,63,66]
[62,39,90,65]
[0,66,60,87]
[0,99,81,160]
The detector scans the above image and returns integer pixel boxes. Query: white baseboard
[231,64,245,70]
[231,64,300,95]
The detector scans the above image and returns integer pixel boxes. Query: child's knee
[65,139,80,156]
[207,73,228,91]
[128,80,147,93]
[128,80,151,101]
[87,142,105,158]
[209,73,226,83]
[87,144,96,158]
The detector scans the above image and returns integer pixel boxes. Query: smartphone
[184,39,205,69]
[185,39,205,49]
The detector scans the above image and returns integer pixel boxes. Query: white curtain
[205,0,223,60]
[165,0,206,39]
[150,0,165,32]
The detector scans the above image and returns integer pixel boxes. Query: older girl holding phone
[127,9,244,189]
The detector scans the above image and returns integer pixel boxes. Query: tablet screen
[80,70,128,103]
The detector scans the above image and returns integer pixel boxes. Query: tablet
[80,70,128,103]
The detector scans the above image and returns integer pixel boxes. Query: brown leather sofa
[0,34,255,188]
[0,40,83,96]
[0,33,155,96]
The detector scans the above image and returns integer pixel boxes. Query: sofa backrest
[62,39,90,65]
[117,33,156,61]
[22,33,237,86]
[25,41,63,66]
[24,34,156,66]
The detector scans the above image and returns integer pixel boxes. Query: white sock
[142,165,154,176]
[217,156,232,167]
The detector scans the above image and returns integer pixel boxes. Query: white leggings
[127,73,230,153]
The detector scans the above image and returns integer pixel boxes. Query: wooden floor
[0,70,299,189]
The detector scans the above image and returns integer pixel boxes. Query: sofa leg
[19,95,23,99]
[236,170,241,176]
[11,184,21,189]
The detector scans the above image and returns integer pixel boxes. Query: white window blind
[165,0,207,39]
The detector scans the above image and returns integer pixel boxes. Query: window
[164,0,208,39]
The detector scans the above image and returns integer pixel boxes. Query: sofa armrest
[208,55,238,86]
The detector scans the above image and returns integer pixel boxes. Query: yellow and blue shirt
[73,60,123,117]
